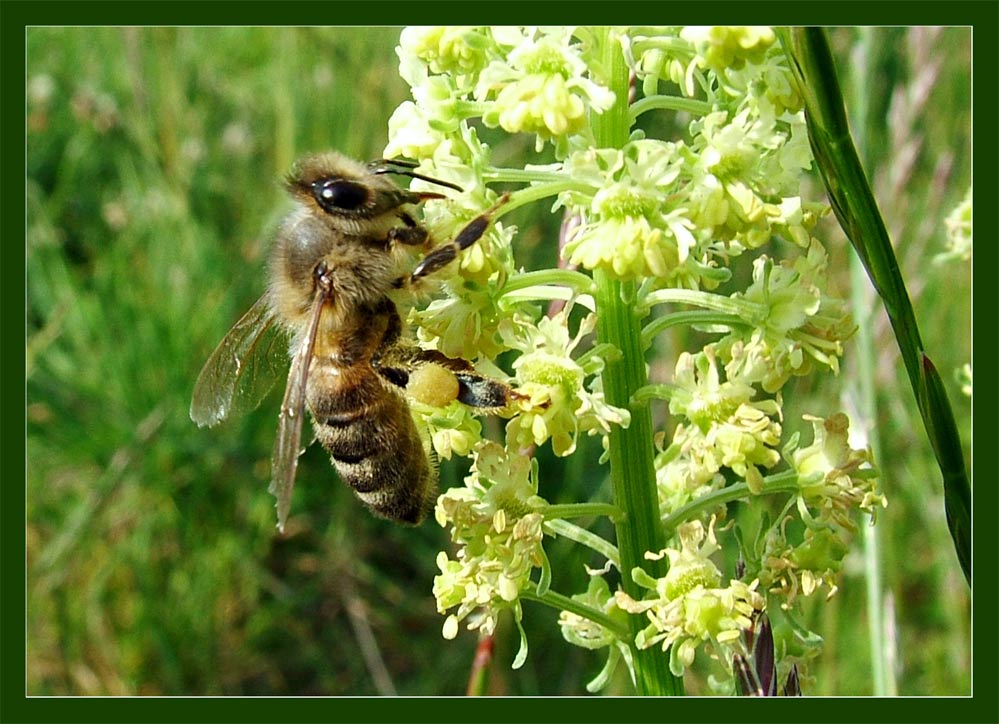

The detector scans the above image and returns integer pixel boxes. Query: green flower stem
[853,246,894,695]
[483,167,576,185]
[465,634,493,696]
[497,179,592,217]
[795,324,845,351]
[630,35,693,56]
[641,311,747,349]
[499,285,593,310]
[630,383,684,407]
[589,27,682,697]
[544,518,621,569]
[499,268,596,297]
[575,342,622,372]
[628,95,713,124]
[519,588,629,641]
[846,28,893,695]
[454,99,491,118]
[642,287,764,319]
[542,502,623,522]
[661,471,802,537]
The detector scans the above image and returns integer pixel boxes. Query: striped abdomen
[306,360,435,524]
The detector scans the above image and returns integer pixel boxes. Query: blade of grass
[466,634,495,696]
[844,27,895,696]
[777,28,970,583]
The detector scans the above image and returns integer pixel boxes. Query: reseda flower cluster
[386,26,883,692]
[756,414,884,606]
[656,346,783,516]
[557,25,822,287]
[502,309,630,456]
[565,409,882,684]
[432,442,548,667]
[615,518,765,677]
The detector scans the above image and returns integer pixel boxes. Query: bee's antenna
[368,158,465,193]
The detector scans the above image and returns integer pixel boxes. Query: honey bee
[190,152,516,531]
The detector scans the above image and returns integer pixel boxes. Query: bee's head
[285,152,446,220]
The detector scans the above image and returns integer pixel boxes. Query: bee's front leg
[394,194,511,286]
[387,211,430,247]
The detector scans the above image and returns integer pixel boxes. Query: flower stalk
[588,27,683,696]
[545,516,621,569]
[520,588,630,640]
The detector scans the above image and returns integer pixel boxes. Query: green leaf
[777,27,970,584]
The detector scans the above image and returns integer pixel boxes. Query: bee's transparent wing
[269,279,329,532]
[190,294,286,427]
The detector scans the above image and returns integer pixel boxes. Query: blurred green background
[26,27,971,696]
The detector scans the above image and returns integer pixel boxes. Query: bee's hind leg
[373,344,518,411]
[452,371,517,409]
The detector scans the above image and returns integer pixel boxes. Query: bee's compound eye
[313,179,369,213]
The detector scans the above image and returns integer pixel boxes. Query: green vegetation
[26,27,970,696]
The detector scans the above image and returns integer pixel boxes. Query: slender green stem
[499,285,594,310]
[846,27,894,696]
[520,588,630,641]
[465,634,494,696]
[629,95,713,124]
[588,27,682,697]
[483,167,573,185]
[544,519,621,569]
[661,471,801,537]
[853,249,894,694]
[631,383,683,407]
[643,287,763,319]
[499,269,596,297]
[630,36,693,56]
[455,99,490,118]
[642,311,747,349]
[575,342,622,372]
[498,179,592,218]
[543,502,623,522]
